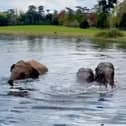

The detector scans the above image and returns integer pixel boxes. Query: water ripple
[0,36,126,125]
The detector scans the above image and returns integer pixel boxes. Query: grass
[0,25,99,37]
[95,28,124,38]
[0,25,126,41]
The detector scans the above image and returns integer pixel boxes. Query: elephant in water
[8,60,48,86]
[95,62,115,88]
[77,68,94,83]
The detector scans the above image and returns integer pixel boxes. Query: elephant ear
[30,68,39,79]
[10,64,15,72]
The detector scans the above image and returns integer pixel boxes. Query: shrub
[63,19,80,27]
[80,19,89,29]
[0,13,8,26]
[119,13,126,29]
[51,17,59,25]
[95,28,124,38]
[69,20,80,27]
[96,13,109,28]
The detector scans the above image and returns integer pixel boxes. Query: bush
[97,13,109,28]
[63,19,80,27]
[80,19,89,29]
[119,13,126,29]
[51,17,59,25]
[95,28,124,38]
[69,20,79,27]
[0,14,8,26]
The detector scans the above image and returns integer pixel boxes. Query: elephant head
[77,68,94,83]
[95,62,115,88]
[8,60,48,86]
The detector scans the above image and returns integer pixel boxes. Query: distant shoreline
[0,25,126,42]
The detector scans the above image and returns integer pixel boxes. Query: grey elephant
[95,62,115,88]
[8,60,48,86]
[77,68,94,83]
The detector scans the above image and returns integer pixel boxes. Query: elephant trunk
[8,80,14,86]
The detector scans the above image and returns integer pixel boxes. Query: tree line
[0,0,126,29]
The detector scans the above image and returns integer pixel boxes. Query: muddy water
[0,36,126,126]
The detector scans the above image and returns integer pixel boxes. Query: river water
[0,35,126,126]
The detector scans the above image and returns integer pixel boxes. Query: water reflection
[93,38,126,51]
[0,35,126,126]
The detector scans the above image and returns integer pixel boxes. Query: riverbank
[0,25,126,42]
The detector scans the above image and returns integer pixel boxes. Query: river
[0,35,126,126]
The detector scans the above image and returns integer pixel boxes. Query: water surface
[0,35,126,126]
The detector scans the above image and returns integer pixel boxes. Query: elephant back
[28,60,48,75]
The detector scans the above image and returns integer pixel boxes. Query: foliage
[0,25,125,41]
[6,9,18,25]
[95,28,124,38]
[68,20,80,27]
[80,19,89,28]
[0,5,88,28]
[58,10,66,25]
[118,0,126,29]
[119,13,126,29]
[0,2,126,30]
[87,13,97,27]
[96,12,109,28]
[0,13,8,26]
[98,0,117,13]
[108,13,119,28]
[51,10,59,25]
[96,0,117,28]
[118,0,126,19]
[75,8,85,23]
[51,17,59,25]
[61,8,76,26]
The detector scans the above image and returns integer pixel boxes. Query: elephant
[77,68,94,83]
[95,62,115,88]
[8,60,48,86]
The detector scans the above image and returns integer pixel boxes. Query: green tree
[97,12,109,28]
[96,0,117,28]
[63,7,77,27]
[38,5,46,24]
[25,5,40,24]
[75,6,85,24]
[58,10,66,25]
[119,13,126,29]
[51,10,59,25]
[38,5,44,16]
[98,0,117,13]
[6,9,17,25]
[18,11,26,25]
[0,12,8,26]
[80,19,89,28]
[118,0,126,29]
